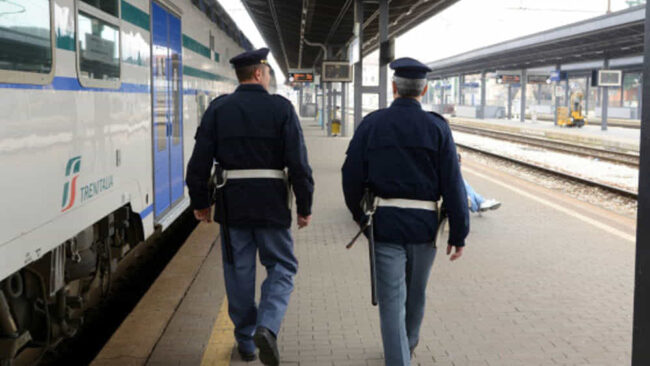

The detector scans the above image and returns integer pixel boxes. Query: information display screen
[598,70,622,87]
[322,61,352,82]
[289,72,314,82]
[497,75,520,84]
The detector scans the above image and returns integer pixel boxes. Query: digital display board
[497,75,520,84]
[322,61,352,82]
[598,70,622,87]
[527,74,549,84]
[289,72,314,83]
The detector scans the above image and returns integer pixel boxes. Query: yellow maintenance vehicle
[557,91,587,127]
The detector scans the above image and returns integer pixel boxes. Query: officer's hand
[297,215,311,229]
[194,208,212,223]
[446,245,463,261]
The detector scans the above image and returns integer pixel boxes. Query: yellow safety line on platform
[464,167,636,243]
[200,298,234,366]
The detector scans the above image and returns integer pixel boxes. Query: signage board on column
[597,70,622,87]
[288,68,315,83]
[322,61,353,82]
[549,70,568,82]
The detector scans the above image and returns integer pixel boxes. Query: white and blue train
[0,0,267,362]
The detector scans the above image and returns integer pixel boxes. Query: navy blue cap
[229,47,270,68]
[389,57,431,79]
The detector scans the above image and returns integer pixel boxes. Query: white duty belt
[217,169,292,209]
[375,197,437,211]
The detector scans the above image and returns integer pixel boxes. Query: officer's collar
[391,97,421,108]
[235,83,268,93]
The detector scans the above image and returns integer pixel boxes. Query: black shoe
[238,346,257,362]
[254,327,279,366]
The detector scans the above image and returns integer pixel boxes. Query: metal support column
[439,80,444,112]
[480,71,486,119]
[585,76,590,118]
[457,74,463,106]
[638,77,643,120]
[298,87,304,116]
[621,71,625,107]
[321,85,326,129]
[353,0,363,130]
[507,84,512,119]
[553,65,560,126]
[327,82,332,135]
[602,58,609,131]
[378,0,388,108]
[565,77,570,107]
[632,2,650,363]
[342,82,347,136]
[520,69,527,122]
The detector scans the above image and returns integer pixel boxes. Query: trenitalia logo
[61,156,82,212]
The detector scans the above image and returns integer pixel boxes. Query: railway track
[456,143,638,199]
[450,123,640,167]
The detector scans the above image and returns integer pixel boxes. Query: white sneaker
[479,199,501,212]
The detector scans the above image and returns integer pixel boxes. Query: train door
[151,2,184,219]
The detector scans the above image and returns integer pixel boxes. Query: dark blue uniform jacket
[342,98,470,246]
[186,84,314,228]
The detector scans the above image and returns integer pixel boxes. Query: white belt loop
[376,198,437,211]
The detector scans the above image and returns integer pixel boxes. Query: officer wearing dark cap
[342,57,469,366]
[186,47,314,365]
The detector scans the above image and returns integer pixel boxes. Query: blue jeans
[464,179,484,213]
[375,242,437,366]
[221,227,297,353]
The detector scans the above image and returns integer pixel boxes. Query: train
[0,0,271,363]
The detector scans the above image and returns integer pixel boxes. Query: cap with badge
[389,57,432,79]
[229,47,270,68]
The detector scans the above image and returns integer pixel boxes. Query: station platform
[449,116,641,153]
[93,118,636,366]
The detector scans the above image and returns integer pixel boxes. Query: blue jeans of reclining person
[221,227,297,353]
[375,241,437,366]
[464,179,485,213]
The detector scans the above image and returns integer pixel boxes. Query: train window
[0,0,55,85]
[80,0,118,17]
[76,1,121,89]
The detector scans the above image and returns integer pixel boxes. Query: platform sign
[549,70,568,82]
[496,74,520,84]
[322,61,352,82]
[597,70,622,87]
[527,74,549,84]
[288,68,314,83]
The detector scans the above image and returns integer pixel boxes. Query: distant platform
[449,116,640,153]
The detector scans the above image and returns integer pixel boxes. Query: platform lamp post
[631,0,650,364]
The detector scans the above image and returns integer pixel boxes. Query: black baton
[368,218,378,306]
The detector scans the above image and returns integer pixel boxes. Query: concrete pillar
[602,58,609,131]
[480,71,486,119]
[378,0,388,109]
[520,69,527,122]
[353,0,363,130]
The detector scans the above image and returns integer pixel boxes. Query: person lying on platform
[458,153,501,213]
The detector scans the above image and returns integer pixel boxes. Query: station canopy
[426,5,645,79]
[219,0,459,77]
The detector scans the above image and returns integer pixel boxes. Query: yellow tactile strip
[200,298,235,366]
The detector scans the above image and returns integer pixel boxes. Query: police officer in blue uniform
[186,48,314,365]
[342,57,470,366]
